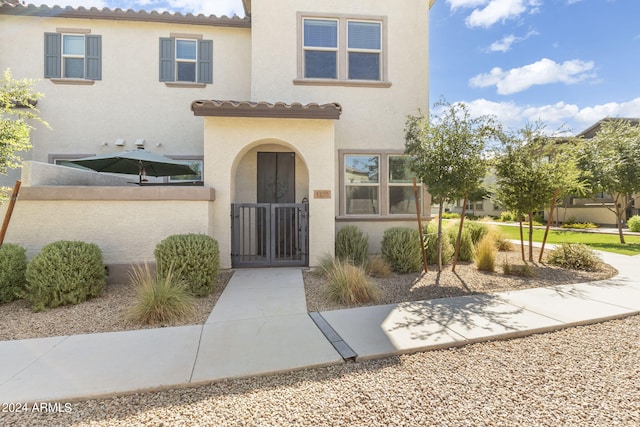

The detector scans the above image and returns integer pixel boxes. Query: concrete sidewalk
[1,257,639,403]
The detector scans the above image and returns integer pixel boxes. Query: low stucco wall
[1,186,217,266]
[555,206,618,226]
[337,219,430,254]
[21,161,134,187]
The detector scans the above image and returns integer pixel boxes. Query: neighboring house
[555,117,640,226]
[444,117,640,226]
[0,0,434,271]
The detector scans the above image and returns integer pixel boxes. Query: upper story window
[44,32,102,81]
[297,14,389,87]
[159,36,213,85]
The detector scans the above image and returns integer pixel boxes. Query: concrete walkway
[1,253,639,403]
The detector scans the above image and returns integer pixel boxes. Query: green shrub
[561,222,598,229]
[335,226,369,266]
[500,211,515,222]
[154,234,219,297]
[0,244,27,304]
[381,227,423,273]
[464,221,489,246]
[423,222,454,266]
[321,258,380,305]
[24,241,105,312]
[628,215,640,232]
[546,243,602,271]
[367,255,392,278]
[475,236,497,272]
[441,212,460,219]
[446,226,475,262]
[125,264,196,325]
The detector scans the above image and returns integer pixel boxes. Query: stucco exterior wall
[1,186,215,264]
[0,14,251,185]
[203,116,336,268]
[250,0,430,151]
[555,207,619,226]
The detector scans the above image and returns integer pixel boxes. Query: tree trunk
[528,212,534,263]
[452,194,468,273]
[438,198,444,272]
[540,188,559,263]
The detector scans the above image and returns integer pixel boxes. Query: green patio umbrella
[68,149,197,184]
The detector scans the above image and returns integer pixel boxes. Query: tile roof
[191,100,342,120]
[0,1,251,28]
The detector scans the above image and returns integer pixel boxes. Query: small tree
[1,69,46,203]
[405,99,498,271]
[574,119,640,243]
[494,123,560,262]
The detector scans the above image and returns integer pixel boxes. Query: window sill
[164,82,207,88]
[293,79,392,88]
[50,79,95,85]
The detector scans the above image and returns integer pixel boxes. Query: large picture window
[299,14,387,85]
[342,152,423,217]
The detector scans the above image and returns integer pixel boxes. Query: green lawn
[494,224,640,256]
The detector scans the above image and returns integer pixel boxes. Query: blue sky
[35,0,640,135]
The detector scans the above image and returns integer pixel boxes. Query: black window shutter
[197,39,213,84]
[44,33,61,78]
[159,37,175,82]
[85,35,102,80]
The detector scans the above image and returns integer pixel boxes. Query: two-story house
[0,0,434,273]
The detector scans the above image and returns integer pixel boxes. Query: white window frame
[340,151,425,218]
[175,38,198,83]
[388,155,420,215]
[296,12,390,88]
[346,20,382,81]
[62,34,85,79]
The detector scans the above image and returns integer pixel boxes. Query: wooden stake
[452,194,468,273]
[539,188,560,263]
[413,178,428,273]
[0,180,21,247]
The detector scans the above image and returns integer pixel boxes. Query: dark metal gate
[231,203,309,267]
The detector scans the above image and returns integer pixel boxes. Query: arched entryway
[231,141,310,267]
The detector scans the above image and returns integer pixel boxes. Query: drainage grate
[309,312,357,361]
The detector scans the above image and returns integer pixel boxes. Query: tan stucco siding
[0,15,251,169]
[203,116,336,267]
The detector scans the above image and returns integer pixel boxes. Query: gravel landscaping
[2,245,637,425]
[4,314,638,426]
[0,246,616,341]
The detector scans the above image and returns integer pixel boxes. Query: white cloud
[469,58,596,95]
[487,30,538,52]
[460,97,640,134]
[465,0,541,28]
[447,0,489,9]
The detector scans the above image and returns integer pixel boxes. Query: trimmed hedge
[154,234,219,297]
[627,215,640,232]
[335,226,369,266]
[0,243,27,304]
[24,241,105,312]
[381,227,423,273]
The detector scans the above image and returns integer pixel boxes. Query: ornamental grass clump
[366,255,392,278]
[335,225,369,266]
[546,243,602,272]
[24,241,105,312]
[154,234,219,297]
[475,235,497,272]
[125,264,196,325]
[322,258,380,305]
[0,243,27,304]
[381,227,423,273]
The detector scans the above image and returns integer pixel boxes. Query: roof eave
[191,100,342,120]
